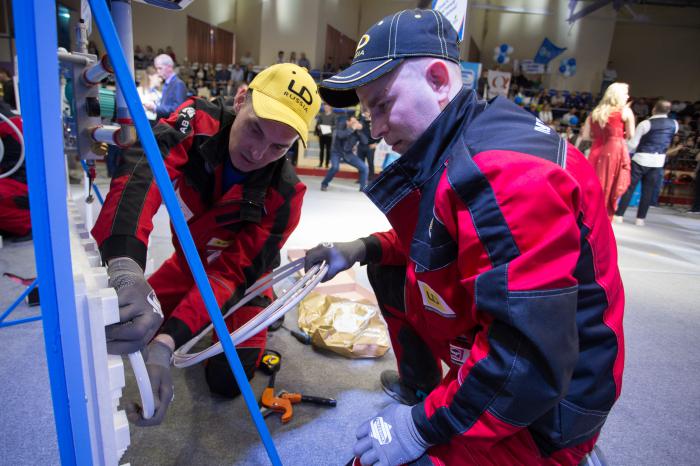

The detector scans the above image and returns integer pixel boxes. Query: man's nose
[250,145,265,161]
[371,118,386,140]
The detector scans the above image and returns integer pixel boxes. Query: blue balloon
[497,54,506,64]
[514,95,523,105]
[567,58,576,66]
[559,64,567,73]
[500,44,509,53]
[570,116,579,126]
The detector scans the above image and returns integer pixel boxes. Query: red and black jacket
[92,97,305,347]
[362,89,624,463]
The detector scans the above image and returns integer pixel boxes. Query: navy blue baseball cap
[320,9,461,108]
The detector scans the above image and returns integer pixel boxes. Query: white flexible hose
[173,258,327,368]
[0,112,24,179]
[127,351,155,419]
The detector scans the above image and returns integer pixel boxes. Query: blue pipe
[80,159,105,205]
[87,2,282,464]
[0,315,42,328]
[0,278,38,323]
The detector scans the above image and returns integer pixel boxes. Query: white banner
[520,59,545,75]
[487,70,511,99]
[432,0,468,41]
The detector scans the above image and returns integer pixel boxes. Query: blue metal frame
[0,278,41,328]
[12,1,93,465]
[88,1,282,464]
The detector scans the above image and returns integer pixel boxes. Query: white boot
[635,218,645,226]
[613,215,623,224]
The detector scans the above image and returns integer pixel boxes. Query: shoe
[613,215,623,224]
[635,218,645,226]
[380,370,427,406]
[688,210,700,215]
[321,185,328,191]
[268,315,285,331]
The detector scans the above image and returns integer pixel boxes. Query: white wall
[259,0,321,67]
[234,0,262,64]
[314,0,362,69]
[609,5,700,101]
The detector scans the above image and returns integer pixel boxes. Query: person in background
[614,99,678,226]
[551,90,565,107]
[298,52,311,70]
[578,82,635,219]
[538,102,553,125]
[320,115,368,191]
[137,66,162,122]
[146,54,187,121]
[276,50,285,64]
[308,9,624,465]
[289,51,297,65]
[230,63,244,88]
[315,103,336,168]
[244,63,258,84]
[357,107,379,181]
[240,51,254,68]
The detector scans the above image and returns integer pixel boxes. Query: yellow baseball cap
[249,63,321,147]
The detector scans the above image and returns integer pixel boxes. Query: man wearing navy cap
[306,9,624,466]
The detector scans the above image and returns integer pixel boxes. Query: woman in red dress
[578,83,636,219]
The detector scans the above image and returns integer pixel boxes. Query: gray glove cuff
[348,239,367,264]
[146,340,173,368]
[401,404,431,450]
[108,256,144,275]
[108,257,145,290]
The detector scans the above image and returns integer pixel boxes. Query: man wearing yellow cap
[91,64,320,426]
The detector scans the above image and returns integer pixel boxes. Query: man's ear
[425,61,451,102]
[233,87,248,113]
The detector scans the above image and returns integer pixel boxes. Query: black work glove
[106,257,164,355]
[126,340,174,427]
[304,240,366,282]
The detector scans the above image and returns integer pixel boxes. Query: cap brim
[251,90,310,147]
[320,58,404,108]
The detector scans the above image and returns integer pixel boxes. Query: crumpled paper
[298,292,390,359]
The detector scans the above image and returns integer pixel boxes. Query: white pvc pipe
[128,352,155,419]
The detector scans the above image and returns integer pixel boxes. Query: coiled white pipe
[174,258,327,368]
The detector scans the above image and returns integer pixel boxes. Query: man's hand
[126,339,174,426]
[106,257,164,355]
[353,404,431,466]
[143,101,156,111]
[304,240,366,282]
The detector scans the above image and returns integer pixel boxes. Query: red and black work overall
[361,89,625,465]
[0,106,29,237]
[92,97,305,397]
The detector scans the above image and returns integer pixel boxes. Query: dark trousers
[318,135,332,167]
[321,150,368,189]
[615,161,662,219]
[358,145,375,178]
[692,169,700,211]
[366,264,442,395]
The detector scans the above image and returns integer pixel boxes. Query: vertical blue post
[12,1,92,465]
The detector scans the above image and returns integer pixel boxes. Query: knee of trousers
[204,347,263,398]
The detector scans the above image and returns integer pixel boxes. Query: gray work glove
[304,240,366,282]
[353,403,431,466]
[126,340,174,427]
[106,257,163,355]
